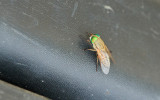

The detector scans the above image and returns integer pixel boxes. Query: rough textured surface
[0,80,49,100]
[0,0,160,100]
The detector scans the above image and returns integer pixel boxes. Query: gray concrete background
[0,0,160,100]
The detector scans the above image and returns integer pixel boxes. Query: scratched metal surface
[0,0,160,100]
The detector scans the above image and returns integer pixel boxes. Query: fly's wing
[99,50,110,74]
[104,44,115,63]
[97,37,115,63]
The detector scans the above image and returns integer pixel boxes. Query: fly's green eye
[95,34,100,37]
[91,36,98,43]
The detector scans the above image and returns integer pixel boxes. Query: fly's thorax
[93,38,105,50]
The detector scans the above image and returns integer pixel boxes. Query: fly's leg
[87,39,92,45]
[87,39,90,43]
[99,59,102,68]
[84,40,95,51]
[84,49,96,51]
[96,55,99,72]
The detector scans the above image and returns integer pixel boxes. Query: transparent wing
[104,44,115,63]
[96,37,115,63]
[98,50,110,74]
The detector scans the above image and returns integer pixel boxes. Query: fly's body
[86,33,114,74]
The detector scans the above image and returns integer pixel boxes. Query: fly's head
[89,34,100,44]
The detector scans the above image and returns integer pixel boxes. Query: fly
[85,33,115,74]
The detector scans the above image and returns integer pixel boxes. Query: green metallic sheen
[91,36,98,43]
[95,34,100,37]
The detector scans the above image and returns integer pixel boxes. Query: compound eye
[95,34,100,37]
[91,36,98,43]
